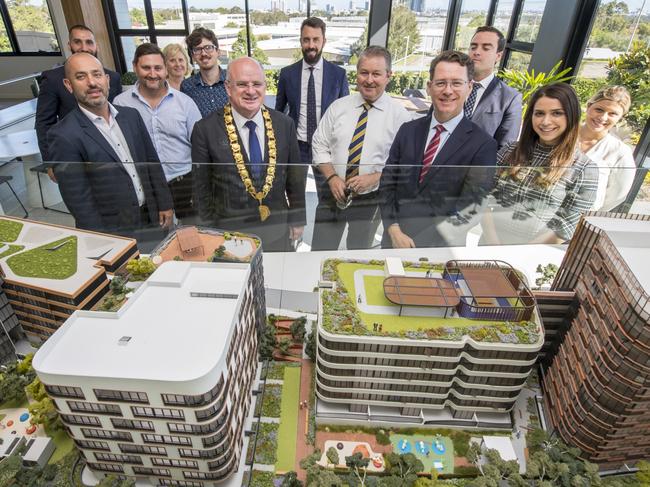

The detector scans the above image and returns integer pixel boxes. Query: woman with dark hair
[482,82,599,244]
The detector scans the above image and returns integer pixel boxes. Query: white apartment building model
[33,260,260,486]
[317,257,543,428]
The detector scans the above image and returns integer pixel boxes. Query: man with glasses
[466,26,522,149]
[181,27,228,118]
[379,50,496,248]
[310,46,410,250]
[36,24,122,162]
[192,57,306,252]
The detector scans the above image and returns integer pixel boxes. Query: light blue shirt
[114,83,202,181]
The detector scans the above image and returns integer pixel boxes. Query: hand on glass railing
[387,224,415,248]
[159,209,174,229]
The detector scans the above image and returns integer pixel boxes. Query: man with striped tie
[311,46,411,250]
[379,51,497,248]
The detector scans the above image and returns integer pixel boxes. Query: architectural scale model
[543,213,650,469]
[316,257,543,428]
[0,216,138,342]
[0,276,23,364]
[151,226,265,333]
[33,260,261,486]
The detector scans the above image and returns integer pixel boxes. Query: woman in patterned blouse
[482,82,599,244]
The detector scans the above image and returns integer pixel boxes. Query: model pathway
[294,358,314,482]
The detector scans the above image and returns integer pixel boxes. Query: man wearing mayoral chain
[192,57,307,251]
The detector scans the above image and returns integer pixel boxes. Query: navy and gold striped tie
[346,102,372,179]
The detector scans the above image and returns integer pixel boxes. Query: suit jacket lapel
[473,76,499,116]
[412,114,433,187]
[419,117,473,187]
[74,109,121,163]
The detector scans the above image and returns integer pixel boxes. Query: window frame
[0,0,61,57]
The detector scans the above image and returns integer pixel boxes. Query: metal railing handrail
[0,71,42,88]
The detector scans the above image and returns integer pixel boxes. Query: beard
[302,47,322,65]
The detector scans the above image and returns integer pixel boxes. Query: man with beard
[276,17,349,202]
[192,57,306,252]
[181,27,228,118]
[36,25,122,161]
[47,53,173,242]
[114,43,201,220]
[310,46,411,250]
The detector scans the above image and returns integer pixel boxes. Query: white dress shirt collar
[432,109,464,134]
[355,91,391,111]
[231,107,266,160]
[474,72,495,90]
[78,102,119,125]
[302,56,323,72]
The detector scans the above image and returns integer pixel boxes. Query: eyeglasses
[431,79,469,89]
[191,44,217,55]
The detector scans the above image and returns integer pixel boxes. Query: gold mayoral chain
[224,103,277,221]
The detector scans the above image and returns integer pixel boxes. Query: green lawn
[47,426,74,464]
[0,219,23,242]
[275,366,300,473]
[390,434,455,475]
[339,262,495,333]
[7,236,78,280]
[266,361,300,381]
[0,244,24,259]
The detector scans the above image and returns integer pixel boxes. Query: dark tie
[245,120,263,180]
[306,66,317,143]
[419,124,445,184]
[464,82,480,118]
[346,102,371,180]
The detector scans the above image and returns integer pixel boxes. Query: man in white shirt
[114,43,202,220]
[311,46,411,250]
[466,26,522,149]
[48,53,173,242]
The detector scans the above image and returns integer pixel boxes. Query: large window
[0,0,60,55]
[454,0,491,52]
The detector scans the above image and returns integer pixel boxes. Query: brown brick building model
[543,213,650,469]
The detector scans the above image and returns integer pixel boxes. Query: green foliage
[375,429,391,445]
[7,236,77,280]
[211,244,226,260]
[260,384,282,418]
[281,471,303,487]
[4,1,58,51]
[126,256,157,280]
[572,77,608,107]
[249,470,276,487]
[109,275,127,294]
[0,219,23,242]
[305,320,317,361]
[326,446,340,466]
[388,6,421,63]
[259,323,277,360]
[121,71,138,85]
[254,422,279,464]
[636,460,650,485]
[499,61,573,112]
[278,337,292,355]
[535,263,559,287]
[385,452,424,484]
[96,473,136,486]
[231,28,269,64]
[606,42,650,137]
[16,353,33,375]
[290,318,306,342]
[29,394,62,432]
[346,452,370,486]
[0,359,34,406]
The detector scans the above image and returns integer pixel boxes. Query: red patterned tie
[419,124,445,183]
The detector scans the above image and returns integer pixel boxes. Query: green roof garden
[0,218,23,243]
[319,258,540,344]
[7,236,78,280]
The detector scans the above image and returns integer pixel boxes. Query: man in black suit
[192,57,306,252]
[36,25,122,162]
[466,26,522,149]
[48,53,173,241]
[379,51,497,248]
[275,17,349,200]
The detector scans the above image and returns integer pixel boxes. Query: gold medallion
[224,104,277,222]
[259,205,271,221]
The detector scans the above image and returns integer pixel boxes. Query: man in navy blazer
[380,51,497,248]
[465,26,522,149]
[48,53,172,241]
[275,17,349,198]
[36,25,122,161]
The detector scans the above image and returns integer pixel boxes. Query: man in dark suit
[48,53,173,242]
[275,17,348,200]
[36,25,122,162]
[380,51,497,248]
[465,26,522,149]
[192,57,306,252]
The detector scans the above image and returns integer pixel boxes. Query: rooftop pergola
[383,276,460,317]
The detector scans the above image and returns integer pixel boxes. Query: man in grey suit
[465,26,522,148]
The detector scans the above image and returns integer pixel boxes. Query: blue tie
[245,120,263,180]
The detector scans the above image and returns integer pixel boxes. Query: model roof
[460,267,517,298]
[0,217,135,295]
[32,261,248,382]
[585,215,650,292]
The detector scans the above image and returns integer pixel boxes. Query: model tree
[345,452,370,486]
[290,317,306,342]
[0,355,35,406]
[126,257,157,281]
[97,474,136,486]
[27,377,62,432]
[326,446,340,467]
[280,471,302,487]
[278,337,292,356]
[535,263,559,288]
[384,452,423,484]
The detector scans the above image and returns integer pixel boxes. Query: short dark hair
[68,24,94,36]
[186,27,219,53]
[358,45,392,71]
[133,42,164,65]
[472,26,506,52]
[301,17,326,37]
[429,50,474,80]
